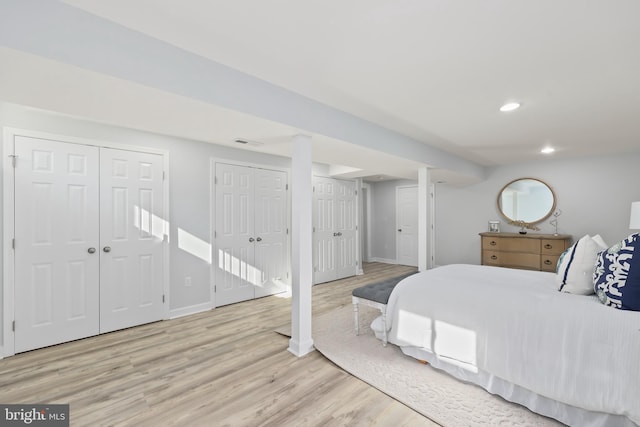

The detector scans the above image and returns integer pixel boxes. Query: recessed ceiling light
[541,146,555,154]
[499,102,521,112]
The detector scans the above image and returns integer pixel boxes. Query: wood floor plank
[0,263,434,426]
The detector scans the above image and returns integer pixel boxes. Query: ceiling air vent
[234,138,263,147]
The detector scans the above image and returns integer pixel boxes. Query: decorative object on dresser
[506,219,540,234]
[488,220,500,233]
[479,232,571,271]
[549,209,562,235]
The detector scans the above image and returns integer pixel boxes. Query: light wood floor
[0,263,439,427]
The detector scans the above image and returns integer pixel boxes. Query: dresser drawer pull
[544,243,553,249]
[490,255,498,260]
[490,241,497,246]
[544,259,553,265]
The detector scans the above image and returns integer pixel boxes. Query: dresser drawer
[541,239,568,255]
[479,233,571,272]
[482,236,540,254]
[541,255,561,272]
[483,250,541,270]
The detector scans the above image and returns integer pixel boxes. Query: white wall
[0,103,294,319]
[435,153,640,266]
[368,179,418,262]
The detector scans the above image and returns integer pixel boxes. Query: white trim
[209,161,217,307]
[362,182,372,263]
[355,178,364,275]
[210,157,292,309]
[369,257,398,265]
[429,183,436,269]
[418,168,431,271]
[2,128,16,358]
[2,127,171,357]
[169,302,212,319]
[395,185,419,267]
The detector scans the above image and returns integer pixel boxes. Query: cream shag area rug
[304,305,563,427]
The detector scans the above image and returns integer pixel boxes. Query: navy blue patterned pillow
[593,233,640,311]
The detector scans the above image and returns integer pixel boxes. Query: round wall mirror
[497,178,556,224]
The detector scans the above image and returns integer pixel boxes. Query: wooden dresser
[479,232,572,272]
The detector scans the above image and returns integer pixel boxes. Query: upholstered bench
[351,272,416,346]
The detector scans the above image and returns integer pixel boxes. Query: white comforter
[381,264,640,425]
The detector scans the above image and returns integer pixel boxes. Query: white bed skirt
[397,345,636,427]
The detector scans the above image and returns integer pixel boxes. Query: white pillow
[556,234,608,295]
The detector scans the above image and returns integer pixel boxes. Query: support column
[418,167,433,271]
[288,134,314,357]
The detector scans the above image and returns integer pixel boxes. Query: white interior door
[215,163,256,306]
[254,168,288,298]
[313,177,336,284]
[14,136,100,353]
[335,179,357,280]
[396,186,419,267]
[99,148,165,333]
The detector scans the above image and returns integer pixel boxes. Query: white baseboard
[169,301,213,319]
[369,257,397,265]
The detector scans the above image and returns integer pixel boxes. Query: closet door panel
[215,164,255,306]
[254,168,288,298]
[99,148,164,333]
[14,136,100,353]
[335,179,357,280]
[313,177,337,284]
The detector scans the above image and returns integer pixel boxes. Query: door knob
[249,237,255,242]
[256,237,262,242]
[398,229,402,232]
[103,246,111,253]
[88,247,96,254]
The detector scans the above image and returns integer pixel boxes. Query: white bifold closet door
[13,136,164,353]
[313,177,357,284]
[215,163,288,306]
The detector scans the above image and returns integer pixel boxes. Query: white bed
[371,264,640,427]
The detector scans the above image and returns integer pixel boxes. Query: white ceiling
[12,1,640,181]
